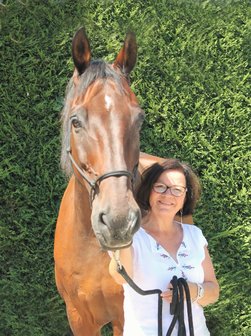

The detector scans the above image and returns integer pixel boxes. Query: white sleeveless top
[122,223,210,336]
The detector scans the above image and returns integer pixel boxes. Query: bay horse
[54,28,193,336]
[54,27,143,336]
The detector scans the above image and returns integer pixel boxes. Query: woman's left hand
[161,281,198,303]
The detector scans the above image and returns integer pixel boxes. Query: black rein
[117,265,194,336]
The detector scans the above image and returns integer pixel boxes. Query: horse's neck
[66,175,94,236]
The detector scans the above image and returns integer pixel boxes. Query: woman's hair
[136,158,201,216]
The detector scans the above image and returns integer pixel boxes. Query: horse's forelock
[60,60,127,177]
[77,60,125,95]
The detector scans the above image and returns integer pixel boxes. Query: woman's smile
[150,169,186,215]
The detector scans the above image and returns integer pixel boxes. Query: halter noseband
[67,117,136,204]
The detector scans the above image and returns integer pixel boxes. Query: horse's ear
[114,32,137,76]
[72,27,91,75]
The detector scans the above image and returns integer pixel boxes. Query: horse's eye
[71,117,82,129]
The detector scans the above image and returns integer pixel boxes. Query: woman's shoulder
[182,223,208,246]
[134,227,148,240]
[182,223,203,233]
[131,227,153,257]
[133,227,153,248]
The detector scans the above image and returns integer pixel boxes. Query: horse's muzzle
[91,207,141,250]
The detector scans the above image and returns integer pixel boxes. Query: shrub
[1,0,250,335]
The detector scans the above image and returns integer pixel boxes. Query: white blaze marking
[105,95,112,110]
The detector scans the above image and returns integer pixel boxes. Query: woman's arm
[162,246,220,306]
[195,246,220,306]
[109,246,134,285]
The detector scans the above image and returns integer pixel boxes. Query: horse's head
[61,28,144,250]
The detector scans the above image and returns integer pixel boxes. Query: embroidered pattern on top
[160,253,170,259]
[168,266,176,271]
[181,270,187,280]
[178,252,188,257]
[182,265,195,270]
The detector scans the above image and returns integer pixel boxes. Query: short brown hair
[136,158,201,215]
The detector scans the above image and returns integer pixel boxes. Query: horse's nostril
[130,216,139,232]
[99,212,108,226]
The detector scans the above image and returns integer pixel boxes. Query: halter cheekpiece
[67,115,136,204]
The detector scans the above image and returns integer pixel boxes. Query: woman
[109,158,219,335]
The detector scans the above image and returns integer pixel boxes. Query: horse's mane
[60,60,127,177]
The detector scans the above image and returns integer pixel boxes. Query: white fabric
[122,223,210,336]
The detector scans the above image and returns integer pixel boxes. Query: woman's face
[149,169,187,217]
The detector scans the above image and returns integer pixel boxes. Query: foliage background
[1,0,250,335]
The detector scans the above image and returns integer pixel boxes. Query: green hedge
[1,0,250,335]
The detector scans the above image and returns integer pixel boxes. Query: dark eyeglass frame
[152,183,187,197]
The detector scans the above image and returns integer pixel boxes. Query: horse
[54,28,193,336]
[54,27,142,335]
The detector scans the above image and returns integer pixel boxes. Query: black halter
[67,116,136,204]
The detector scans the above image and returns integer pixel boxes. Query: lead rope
[114,252,194,336]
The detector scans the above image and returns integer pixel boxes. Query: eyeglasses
[153,183,187,197]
